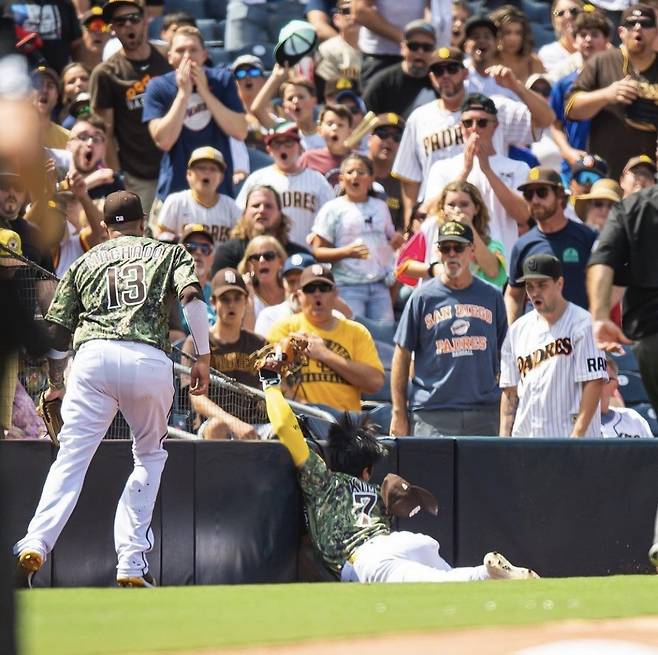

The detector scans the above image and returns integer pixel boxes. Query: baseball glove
[37,393,63,446]
[250,336,309,378]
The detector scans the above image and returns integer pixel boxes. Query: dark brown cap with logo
[211,268,248,297]
[433,46,464,65]
[517,167,564,191]
[381,473,439,518]
[299,264,335,288]
[516,253,563,282]
[103,191,144,225]
[437,221,474,244]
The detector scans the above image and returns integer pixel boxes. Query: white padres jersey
[600,407,654,439]
[392,95,535,199]
[236,165,335,244]
[424,152,529,264]
[157,190,240,245]
[500,302,607,438]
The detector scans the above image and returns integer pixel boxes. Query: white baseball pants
[14,340,174,578]
[342,532,490,583]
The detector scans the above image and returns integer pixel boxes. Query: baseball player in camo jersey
[235,124,335,245]
[258,358,539,583]
[14,191,210,588]
[499,253,607,438]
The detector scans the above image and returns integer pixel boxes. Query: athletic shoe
[649,543,658,571]
[116,572,157,588]
[16,549,44,589]
[484,551,540,580]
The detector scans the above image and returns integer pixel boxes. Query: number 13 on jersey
[106,263,147,309]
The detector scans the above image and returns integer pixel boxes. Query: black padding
[0,474,17,654]
[194,441,301,584]
[53,441,158,587]
[0,441,54,587]
[455,438,658,576]
[396,437,455,564]
[160,440,195,585]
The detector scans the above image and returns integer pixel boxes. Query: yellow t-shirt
[44,122,71,150]
[267,313,384,412]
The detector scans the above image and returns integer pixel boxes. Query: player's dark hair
[337,153,377,198]
[327,413,388,478]
[320,103,354,127]
[162,11,197,31]
[74,112,107,133]
[573,8,611,37]
[231,185,292,244]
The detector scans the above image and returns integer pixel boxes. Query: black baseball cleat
[116,572,157,588]
[16,549,44,589]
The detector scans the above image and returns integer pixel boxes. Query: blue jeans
[224,0,305,52]
[339,282,394,322]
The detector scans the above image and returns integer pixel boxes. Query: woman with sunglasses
[573,178,622,232]
[238,235,287,329]
[310,154,404,320]
[538,0,583,74]
[490,5,545,84]
[398,181,507,289]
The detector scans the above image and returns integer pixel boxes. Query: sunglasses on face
[0,179,24,193]
[438,242,467,254]
[591,199,612,209]
[302,282,333,294]
[86,18,109,33]
[269,138,298,149]
[235,67,263,80]
[113,12,142,26]
[461,117,493,128]
[522,186,551,201]
[574,170,602,186]
[623,18,656,29]
[554,7,580,17]
[73,131,105,144]
[373,127,402,142]
[247,250,278,263]
[336,6,351,14]
[406,41,435,53]
[431,62,461,76]
[185,242,213,256]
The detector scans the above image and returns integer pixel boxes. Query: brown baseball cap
[623,154,657,175]
[299,264,335,289]
[433,46,464,65]
[211,268,248,297]
[324,77,360,97]
[404,19,437,41]
[264,122,301,146]
[102,0,144,21]
[517,167,564,191]
[380,474,438,518]
[187,146,226,171]
[181,223,213,244]
[620,4,656,25]
[370,113,406,131]
[103,191,144,225]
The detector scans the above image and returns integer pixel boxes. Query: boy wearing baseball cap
[156,146,240,244]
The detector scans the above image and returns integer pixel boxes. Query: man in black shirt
[588,185,658,412]
[362,19,438,119]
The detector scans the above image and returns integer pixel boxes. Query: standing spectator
[9,0,82,73]
[212,186,310,272]
[565,4,658,179]
[90,0,171,215]
[451,0,471,49]
[500,253,606,438]
[354,0,426,84]
[587,185,658,413]
[156,147,240,245]
[59,63,92,128]
[230,55,270,153]
[267,264,384,412]
[315,0,362,84]
[490,5,545,84]
[619,154,657,198]
[362,20,438,119]
[424,93,530,261]
[223,0,306,53]
[549,8,611,184]
[574,178,623,231]
[600,356,654,438]
[367,113,405,230]
[31,66,70,149]
[306,0,339,41]
[391,221,507,437]
[236,124,335,245]
[568,153,609,206]
[505,168,597,325]
[310,153,403,320]
[77,7,111,70]
[143,26,247,205]
[538,0,584,75]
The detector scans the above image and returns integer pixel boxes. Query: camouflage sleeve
[171,245,201,296]
[298,450,332,498]
[45,265,82,333]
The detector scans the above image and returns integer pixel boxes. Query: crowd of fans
[1,0,658,441]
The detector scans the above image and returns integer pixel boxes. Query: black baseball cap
[436,221,474,244]
[381,474,438,518]
[181,223,213,245]
[461,93,498,115]
[211,268,248,297]
[572,154,609,178]
[621,4,656,25]
[516,253,563,283]
[103,191,144,225]
[464,14,497,38]
[299,264,335,289]
[102,0,143,22]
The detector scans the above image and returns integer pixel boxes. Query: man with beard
[90,0,171,214]
[362,20,438,119]
[31,66,70,150]
[505,168,596,326]
[566,4,658,178]
[392,47,554,227]
[143,26,247,204]
[367,113,405,230]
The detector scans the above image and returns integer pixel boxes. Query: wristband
[427,261,439,278]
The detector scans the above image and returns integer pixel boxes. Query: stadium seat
[363,368,392,403]
[617,371,649,405]
[521,0,551,23]
[375,339,394,369]
[531,23,556,49]
[353,315,397,344]
[197,17,222,42]
[367,402,392,435]
[147,15,164,40]
[204,0,227,20]
[627,403,658,436]
[610,347,640,373]
[227,43,276,71]
[207,46,232,66]
[163,0,207,19]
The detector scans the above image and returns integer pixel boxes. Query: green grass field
[17,576,658,655]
